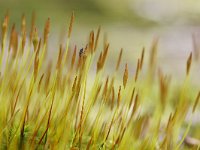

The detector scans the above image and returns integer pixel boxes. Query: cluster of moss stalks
[0,12,199,150]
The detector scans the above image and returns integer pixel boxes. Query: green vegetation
[0,13,199,149]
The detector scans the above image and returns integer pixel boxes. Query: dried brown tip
[96,44,109,73]
[94,26,101,51]
[103,76,109,98]
[71,45,77,69]
[117,86,121,108]
[2,13,9,40]
[21,31,26,54]
[123,63,128,88]
[56,45,63,70]
[68,11,74,38]
[9,24,15,52]
[158,69,170,109]
[102,43,109,66]
[9,24,18,57]
[13,32,18,56]
[21,14,26,34]
[116,48,123,71]
[89,31,94,53]
[186,52,192,76]
[30,12,36,42]
[43,18,50,44]
[149,38,159,68]
[140,47,145,70]
[21,14,27,54]
[192,91,200,113]
[32,28,39,52]
[97,52,102,73]
[135,59,140,82]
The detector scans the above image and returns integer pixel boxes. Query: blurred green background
[1,0,200,81]
[2,0,200,27]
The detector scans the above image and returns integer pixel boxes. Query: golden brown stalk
[93,83,102,105]
[20,86,33,149]
[170,108,177,124]
[135,59,140,82]
[72,76,77,93]
[117,86,121,108]
[43,18,50,44]
[116,48,123,71]
[45,61,52,91]
[111,86,115,110]
[68,12,74,38]
[129,87,135,109]
[75,76,82,99]
[94,26,101,52]
[186,52,192,76]
[37,38,42,53]
[56,44,63,70]
[78,84,86,148]
[192,91,200,113]
[105,113,115,142]
[34,48,39,81]
[123,63,128,88]
[29,108,49,146]
[38,93,55,146]
[140,47,145,70]
[12,80,24,117]
[21,31,26,54]
[86,136,93,150]
[71,45,77,69]
[112,127,126,149]
[102,43,109,66]
[129,93,138,122]
[38,74,44,92]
